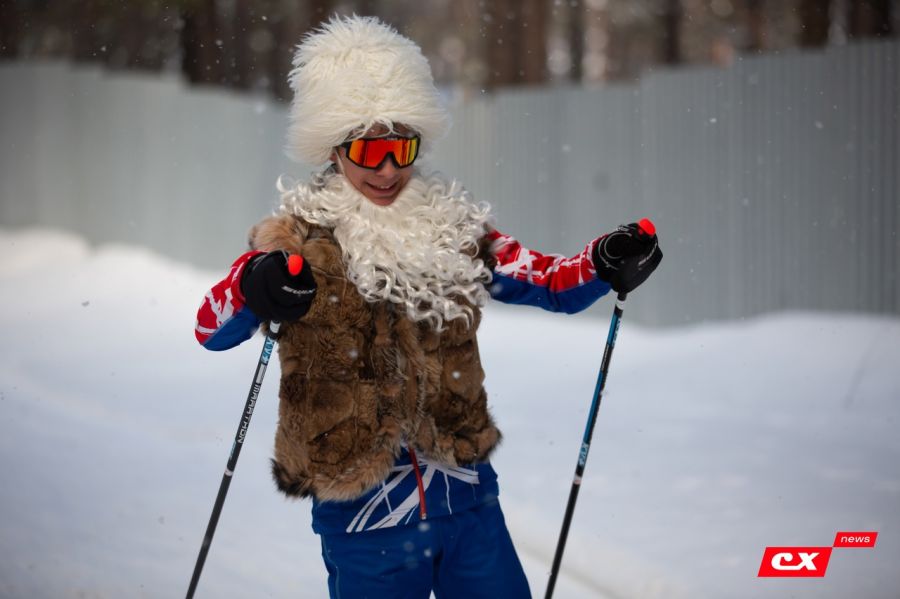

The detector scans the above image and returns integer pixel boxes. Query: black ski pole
[545,292,626,599]
[186,320,281,599]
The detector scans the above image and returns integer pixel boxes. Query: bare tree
[661,0,682,64]
[69,0,101,62]
[569,0,585,82]
[0,0,20,58]
[486,0,547,89]
[520,0,547,84]
[267,0,309,102]
[112,2,176,70]
[848,0,894,37]
[309,0,337,25]
[799,0,832,46]
[745,0,768,51]
[181,0,224,85]
[232,0,257,90]
[356,0,377,15]
[486,0,516,88]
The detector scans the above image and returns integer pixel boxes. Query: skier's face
[333,124,416,207]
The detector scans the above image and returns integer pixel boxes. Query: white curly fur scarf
[277,169,493,332]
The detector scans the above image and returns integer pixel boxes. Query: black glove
[241,251,317,322]
[592,219,662,294]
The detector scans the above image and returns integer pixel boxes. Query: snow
[1,227,898,598]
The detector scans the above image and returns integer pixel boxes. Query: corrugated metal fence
[1,40,897,326]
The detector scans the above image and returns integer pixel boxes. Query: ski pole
[186,320,280,599]
[545,291,627,599]
[187,252,304,598]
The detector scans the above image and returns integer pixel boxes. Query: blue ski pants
[319,499,531,598]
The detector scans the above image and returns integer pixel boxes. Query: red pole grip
[287,254,304,276]
[637,218,656,237]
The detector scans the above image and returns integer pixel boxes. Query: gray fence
[1,39,898,326]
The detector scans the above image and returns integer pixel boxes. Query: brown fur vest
[248,214,501,501]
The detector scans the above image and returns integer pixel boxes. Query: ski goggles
[339,135,420,170]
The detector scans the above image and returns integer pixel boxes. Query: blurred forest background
[1,1,898,324]
[1,0,897,100]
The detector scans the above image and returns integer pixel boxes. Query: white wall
[2,40,898,325]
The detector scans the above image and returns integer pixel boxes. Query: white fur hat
[286,15,451,166]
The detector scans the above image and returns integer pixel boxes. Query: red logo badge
[757,546,833,577]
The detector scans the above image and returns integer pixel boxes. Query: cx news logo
[757,531,878,577]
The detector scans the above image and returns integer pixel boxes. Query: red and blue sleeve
[195,250,264,351]
[486,229,611,314]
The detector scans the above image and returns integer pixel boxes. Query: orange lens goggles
[340,136,420,169]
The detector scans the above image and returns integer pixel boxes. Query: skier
[195,15,661,598]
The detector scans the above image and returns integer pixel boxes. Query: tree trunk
[520,0,547,84]
[1,0,22,58]
[745,0,767,51]
[181,0,223,85]
[486,0,516,88]
[356,0,377,15]
[486,0,547,89]
[268,0,304,102]
[308,0,335,26]
[799,0,832,46]
[661,0,681,64]
[848,0,893,38]
[232,0,255,90]
[569,0,585,82]
[70,0,105,63]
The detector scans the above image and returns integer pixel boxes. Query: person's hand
[592,218,662,293]
[241,251,317,321]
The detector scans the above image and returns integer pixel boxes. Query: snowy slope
[0,228,898,598]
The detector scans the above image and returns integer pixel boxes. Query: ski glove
[592,219,663,293]
[241,251,317,322]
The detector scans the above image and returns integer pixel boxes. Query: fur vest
[248,214,501,502]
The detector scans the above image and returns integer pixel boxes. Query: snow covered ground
[1,227,898,598]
